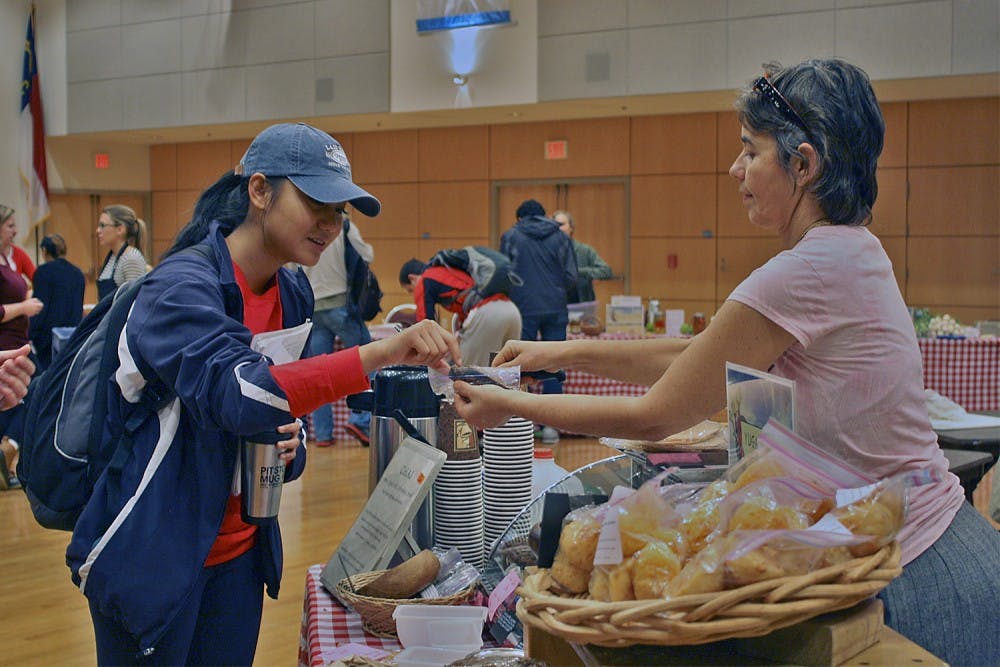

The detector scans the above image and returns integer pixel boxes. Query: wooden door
[562,182,627,313]
[496,181,627,321]
[46,194,98,305]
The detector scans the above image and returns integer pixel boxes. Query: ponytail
[133,218,147,248]
[162,171,285,260]
[163,171,249,259]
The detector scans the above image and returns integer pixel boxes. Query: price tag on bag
[592,486,634,566]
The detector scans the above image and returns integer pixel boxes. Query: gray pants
[458,299,522,367]
[877,502,1000,667]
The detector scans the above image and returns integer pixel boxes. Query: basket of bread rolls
[516,423,910,647]
[336,549,478,637]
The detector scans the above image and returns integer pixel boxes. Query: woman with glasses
[95,204,149,300]
[453,59,999,666]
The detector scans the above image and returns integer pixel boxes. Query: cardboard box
[606,304,645,334]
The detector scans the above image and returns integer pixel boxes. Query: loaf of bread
[357,549,440,599]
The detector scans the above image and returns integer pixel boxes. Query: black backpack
[344,219,383,322]
[428,246,522,314]
[17,245,209,530]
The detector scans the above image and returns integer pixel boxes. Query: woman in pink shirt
[453,60,999,665]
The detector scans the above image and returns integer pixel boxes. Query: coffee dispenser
[347,365,441,550]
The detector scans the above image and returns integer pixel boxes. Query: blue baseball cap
[237,122,381,217]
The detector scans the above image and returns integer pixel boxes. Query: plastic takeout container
[394,646,472,667]
[392,604,487,653]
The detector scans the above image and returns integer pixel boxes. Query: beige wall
[145,96,999,325]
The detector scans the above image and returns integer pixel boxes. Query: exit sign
[544,140,568,160]
[94,153,110,169]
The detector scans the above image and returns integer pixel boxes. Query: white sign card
[320,436,446,597]
[725,362,796,465]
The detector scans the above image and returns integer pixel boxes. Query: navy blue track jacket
[66,224,312,654]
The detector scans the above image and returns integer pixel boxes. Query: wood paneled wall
[149,96,1000,324]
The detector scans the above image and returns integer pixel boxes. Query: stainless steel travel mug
[240,430,286,525]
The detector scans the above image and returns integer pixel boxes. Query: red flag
[19,6,50,228]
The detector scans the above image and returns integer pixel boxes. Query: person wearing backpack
[399,256,521,367]
[302,212,376,447]
[64,122,460,666]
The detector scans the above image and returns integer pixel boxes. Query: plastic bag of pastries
[549,505,604,594]
[666,529,870,597]
[826,474,909,557]
[715,477,835,535]
[614,477,687,557]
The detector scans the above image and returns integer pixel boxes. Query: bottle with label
[531,447,570,500]
[647,299,660,333]
[692,312,707,335]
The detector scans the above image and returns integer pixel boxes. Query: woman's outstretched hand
[362,319,461,374]
[492,339,559,373]
[453,380,516,429]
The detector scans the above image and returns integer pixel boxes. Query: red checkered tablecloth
[562,332,661,398]
[299,565,401,667]
[560,334,1000,412]
[919,337,1000,412]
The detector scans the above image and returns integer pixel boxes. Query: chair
[384,303,417,328]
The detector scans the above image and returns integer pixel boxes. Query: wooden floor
[0,436,614,666]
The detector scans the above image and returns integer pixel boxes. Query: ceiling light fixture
[452,73,468,86]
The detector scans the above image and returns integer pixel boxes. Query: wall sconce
[452,73,468,86]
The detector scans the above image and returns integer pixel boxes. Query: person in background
[0,205,36,284]
[95,204,148,300]
[29,234,85,371]
[0,206,42,490]
[500,199,577,444]
[65,122,460,665]
[302,211,375,447]
[454,60,999,666]
[553,210,613,303]
[399,257,522,367]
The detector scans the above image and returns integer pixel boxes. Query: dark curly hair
[734,59,884,226]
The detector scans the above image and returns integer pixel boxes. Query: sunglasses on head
[753,74,812,140]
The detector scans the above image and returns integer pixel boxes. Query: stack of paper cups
[482,416,534,562]
[432,457,484,569]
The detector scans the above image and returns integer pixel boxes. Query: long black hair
[161,171,283,260]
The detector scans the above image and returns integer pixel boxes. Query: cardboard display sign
[321,436,446,597]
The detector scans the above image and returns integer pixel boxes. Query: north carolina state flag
[19,7,50,228]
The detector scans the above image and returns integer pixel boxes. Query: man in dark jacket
[500,199,577,443]
[29,234,85,370]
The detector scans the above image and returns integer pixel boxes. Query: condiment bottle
[692,312,706,335]
[647,299,660,332]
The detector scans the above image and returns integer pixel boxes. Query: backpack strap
[105,243,216,485]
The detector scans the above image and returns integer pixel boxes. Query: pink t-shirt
[728,225,964,565]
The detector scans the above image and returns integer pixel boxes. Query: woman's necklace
[795,219,830,245]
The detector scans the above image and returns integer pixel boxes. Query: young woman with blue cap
[66,123,460,665]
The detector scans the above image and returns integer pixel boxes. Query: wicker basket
[335,570,477,637]
[516,541,901,647]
